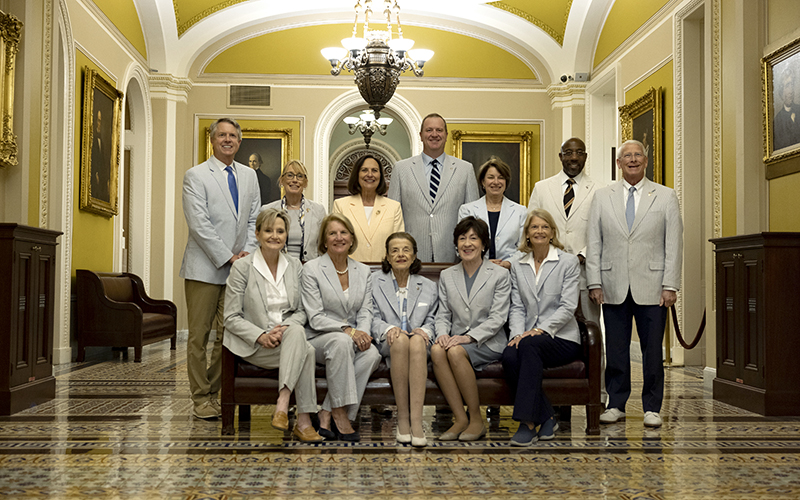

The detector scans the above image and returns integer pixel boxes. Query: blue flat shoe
[537,417,559,441]
[510,424,537,446]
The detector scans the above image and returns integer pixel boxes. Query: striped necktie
[430,159,440,201]
[563,178,575,216]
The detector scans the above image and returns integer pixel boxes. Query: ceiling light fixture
[343,110,393,148]
[322,0,433,119]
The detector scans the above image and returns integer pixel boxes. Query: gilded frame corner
[80,67,123,217]
[451,130,533,204]
[205,127,292,169]
[0,10,22,168]
[619,86,663,184]
[762,35,800,178]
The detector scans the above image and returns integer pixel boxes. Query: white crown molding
[148,74,193,102]
[546,82,588,109]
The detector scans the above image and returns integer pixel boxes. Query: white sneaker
[643,411,662,427]
[599,408,625,424]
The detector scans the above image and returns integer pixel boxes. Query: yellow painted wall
[491,0,571,44]
[91,0,147,59]
[769,172,800,230]
[72,51,115,278]
[196,119,302,165]
[594,0,672,68]
[205,24,536,80]
[625,61,674,189]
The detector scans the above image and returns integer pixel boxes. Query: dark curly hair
[453,216,490,260]
[381,232,423,274]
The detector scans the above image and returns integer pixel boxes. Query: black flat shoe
[318,426,337,441]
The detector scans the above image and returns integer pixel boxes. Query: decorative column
[547,82,588,146]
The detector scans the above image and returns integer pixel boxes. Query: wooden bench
[221,263,602,436]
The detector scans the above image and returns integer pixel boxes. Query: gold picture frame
[205,127,292,204]
[80,67,123,217]
[619,86,663,184]
[451,130,532,204]
[762,35,800,178]
[0,11,22,168]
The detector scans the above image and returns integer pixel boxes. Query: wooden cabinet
[711,232,800,416]
[0,224,61,415]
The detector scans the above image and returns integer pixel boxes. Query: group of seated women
[222,157,582,447]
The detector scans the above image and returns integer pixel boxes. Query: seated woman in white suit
[502,208,581,446]
[457,157,527,270]
[372,232,438,447]
[432,216,511,442]
[332,154,404,262]
[223,208,323,442]
[301,213,381,442]
[262,160,326,263]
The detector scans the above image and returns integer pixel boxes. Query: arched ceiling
[131,0,615,85]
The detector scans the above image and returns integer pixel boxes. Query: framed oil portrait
[619,86,662,184]
[762,35,800,177]
[80,67,123,217]
[205,127,292,205]
[0,10,21,168]
[451,130,532,204]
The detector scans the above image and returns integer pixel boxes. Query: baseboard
[53,346,72,365]
[703,366,716,393]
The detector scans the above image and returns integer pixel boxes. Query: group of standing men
[180,113,683,428]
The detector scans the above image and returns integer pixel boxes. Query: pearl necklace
[336,267,349,275]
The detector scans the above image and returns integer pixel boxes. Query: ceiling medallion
[321,0,433,119]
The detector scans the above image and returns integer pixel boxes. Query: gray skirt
[460,342,502,371]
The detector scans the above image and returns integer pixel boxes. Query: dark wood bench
[221,263,602,436]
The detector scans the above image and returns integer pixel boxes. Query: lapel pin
[376,210,381,215]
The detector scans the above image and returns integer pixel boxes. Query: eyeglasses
[561,150,586,157]
[283,172,306,180]
[620,152,644,160]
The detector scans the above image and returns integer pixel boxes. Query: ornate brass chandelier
[343,110,393,148]
[321,0,433,119]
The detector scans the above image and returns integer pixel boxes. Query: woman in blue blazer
[503,208,581,446]
[457,157,527,269]
[223,208,322,442]
[301,213,381,442]
[432,216,511,442]
[372,232,438,447]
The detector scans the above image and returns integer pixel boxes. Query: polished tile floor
[1,334,799,499]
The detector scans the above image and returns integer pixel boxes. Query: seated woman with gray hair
[223,208,322,442]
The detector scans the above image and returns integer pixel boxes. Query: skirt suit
[301,253,382,420]
[434,261,511,369]
[502,246,582,425]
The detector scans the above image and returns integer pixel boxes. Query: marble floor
[1,335,799,499]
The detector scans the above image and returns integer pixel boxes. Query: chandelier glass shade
[343,110,393,148]
[322,0,433,117]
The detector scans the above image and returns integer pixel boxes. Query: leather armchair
[76,270,177,362]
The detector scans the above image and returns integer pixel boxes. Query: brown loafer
[271,411,289,431]
[293,425,324,442]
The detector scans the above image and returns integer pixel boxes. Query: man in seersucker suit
[387,113,480,263]
[180,117,260,420]
[586,139,683,429]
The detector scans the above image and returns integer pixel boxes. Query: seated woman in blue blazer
[432,216,511,442]
[372,232,438,447]
[502,208,581,446]
[457,157,527,270]
[301,213,381,442]
[223,208,323,442]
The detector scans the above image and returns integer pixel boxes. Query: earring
[526,238,531,245]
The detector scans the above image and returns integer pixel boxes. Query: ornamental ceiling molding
[148,74,193,102]
[486,0,571,46]
[546,82,587,109]
[175,0,248,37]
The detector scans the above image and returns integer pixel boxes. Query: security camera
[561,74,568,83]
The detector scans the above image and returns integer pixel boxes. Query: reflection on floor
[1,335,799,499]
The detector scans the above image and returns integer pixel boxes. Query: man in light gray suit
[529,137,601,325]
[387,113,480,262]
[180,118,260,419]
[586,140,683,428]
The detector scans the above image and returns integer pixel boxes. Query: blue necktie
[225,166,239,213]
[626,186,636,231]
[430,159,440,201]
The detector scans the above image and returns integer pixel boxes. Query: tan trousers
[185,280,225,405]
[242,324,318,414]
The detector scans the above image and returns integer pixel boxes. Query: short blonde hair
[280,160,309,188]
[518,208,564,253]
[317,213,358,256]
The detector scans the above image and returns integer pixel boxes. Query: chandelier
[321,0,433,119]
[343,110,393,148]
